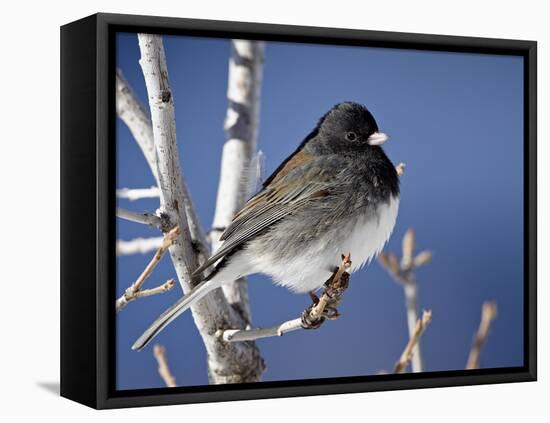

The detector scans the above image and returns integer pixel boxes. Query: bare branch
[153,344,177,387]
[210,40,265,324]
[134,279,176,298]
[466,301,498,369]
[378,228,433,373]
[117,237,163,256]
[218,254,352,343]
[413,250,433,268]
[212,40,265,231]
[117,69,207,256]
[116,227,180,312]
[116,279,176,312]
[218,318,303,342]
[395,162,406,177]
[138,33,204,290]
[138,34,264,384]
[117,186,161,201]
[116,207,162,229]
[136,229,180,291]
[403,283,422,371]
[401,228,415,271]
[394,310,433,373]
[116,69,160,186]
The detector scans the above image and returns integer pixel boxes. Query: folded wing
[192,155,340,278]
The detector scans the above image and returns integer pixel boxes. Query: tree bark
[211,40,265,324]
[116,69,160,186]
[137,34,265,383]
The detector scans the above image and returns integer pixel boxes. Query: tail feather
[132,277,222,351]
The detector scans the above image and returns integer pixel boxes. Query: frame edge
[60,13,100,409]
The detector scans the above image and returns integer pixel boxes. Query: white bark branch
[211,40,265,323]
[116,69,206,253]
[138,34,200,290]
[403,282,423,372]
[138,34,264,383]
[117,186,161,201]
[117,237,163,256]
[116,207,162,229]
[116,69,160,186]
[218,318,303,342]
[378,226,433,373]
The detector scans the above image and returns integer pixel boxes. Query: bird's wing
[192,155,340,278]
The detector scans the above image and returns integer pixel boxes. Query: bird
[132,101,400,351]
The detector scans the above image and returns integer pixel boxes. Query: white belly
[340,194,400,273]
[248,195,400,293]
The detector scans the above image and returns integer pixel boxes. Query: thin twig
[466,301,498,369]
[395,162,406,177]
[115,226,180,312]
[116,237,164,256]
[218,254,352,343]
[117,207,162,229]
[153,344,177,387]
[378,228,432,373]
[116,279,175,311]
[117,186,161,201]
[132,279,176,298]
[394,310,433,373]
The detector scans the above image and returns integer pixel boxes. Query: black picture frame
[60,12,537,409]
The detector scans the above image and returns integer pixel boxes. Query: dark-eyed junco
[133,102,399,350]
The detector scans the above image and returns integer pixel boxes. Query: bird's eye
[345,132,357,141]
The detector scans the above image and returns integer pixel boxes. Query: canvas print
[115,32,524,390]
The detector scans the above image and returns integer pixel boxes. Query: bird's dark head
[306,102,389,154]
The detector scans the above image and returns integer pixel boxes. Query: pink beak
[367,132,389,146]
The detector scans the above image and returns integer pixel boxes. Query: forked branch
[378,228,432,372]
[115,226,180,312]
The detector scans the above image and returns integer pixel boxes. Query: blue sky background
[116,32,524,390]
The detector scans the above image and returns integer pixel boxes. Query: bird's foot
[325,271,350,299]
[300,302,341,329]
[308,290,320,305]
[322,304,341,320]
[301,253,351,330]
[301,307,325,329]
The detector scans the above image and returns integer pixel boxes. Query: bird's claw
[301,308,325,329]
[308,291,320,305]
[323,305,341,320]
[302,255,351,329]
